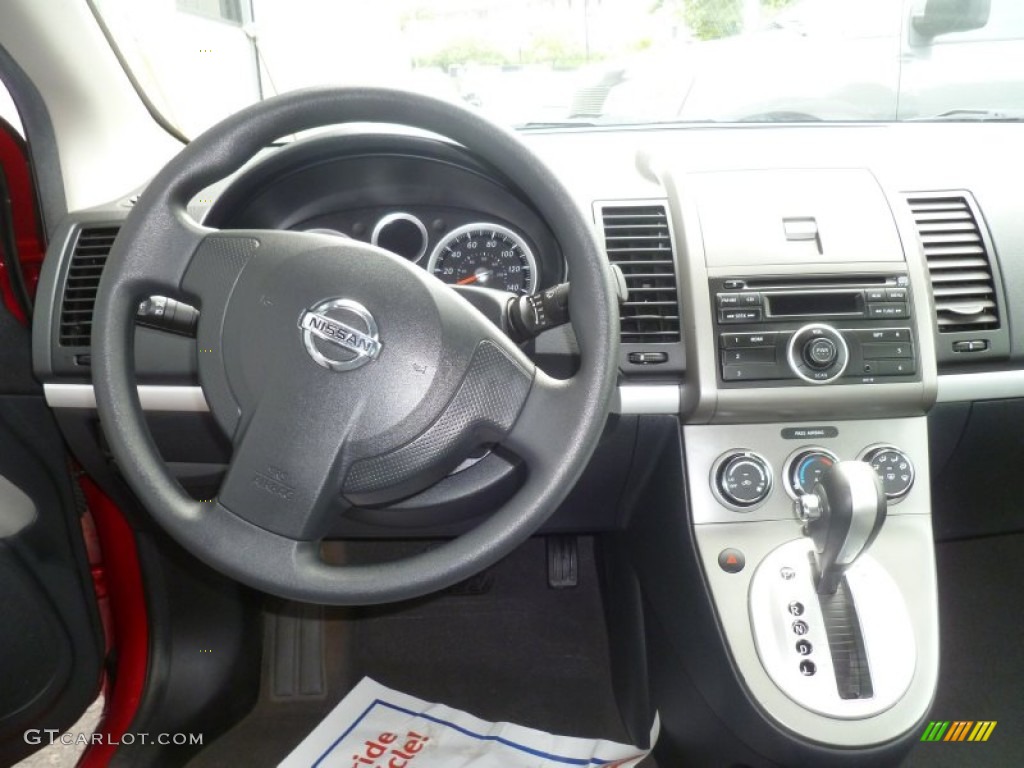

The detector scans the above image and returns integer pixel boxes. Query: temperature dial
[861,445,915,501]
[714,452,773,510]
[785,448,840,497]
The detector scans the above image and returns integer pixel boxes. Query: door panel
[0,397,105,765]
[0,113,104,765]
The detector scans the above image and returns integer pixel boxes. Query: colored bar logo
[921,721,997,742]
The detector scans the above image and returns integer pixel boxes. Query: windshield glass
[92,0,1024,137]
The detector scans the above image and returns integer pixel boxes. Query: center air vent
[597,202,680,343]
[58,226,119,346]
[907,195,999,333]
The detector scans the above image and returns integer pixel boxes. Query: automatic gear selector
[796,461,887,594]
[749,459,915,717]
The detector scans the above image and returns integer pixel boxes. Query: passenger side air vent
[908,195,999,333]
[597,202,680,344]
[58,226,119,345]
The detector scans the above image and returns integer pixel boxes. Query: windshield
[92,0,1024,137]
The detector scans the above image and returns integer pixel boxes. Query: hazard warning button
[718,548,746,574]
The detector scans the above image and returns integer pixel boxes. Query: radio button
[723,347,776,364]
[719,308,763,324]
[861,342,914,359]
[740,292,763,306]
[887,288,909,301]
[721,332,778,348]
[722,364,770,381]
[866,289,887,301]
[862,328,911,342]
[868,303,909,319]
[876,359,916,376]
[717,293,741,307]
[723,279,745,290]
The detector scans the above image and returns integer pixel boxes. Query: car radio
[710,274,919,386]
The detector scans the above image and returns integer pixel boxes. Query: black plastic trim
[0,43,67,238]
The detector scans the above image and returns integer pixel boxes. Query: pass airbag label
[781,426,839,440]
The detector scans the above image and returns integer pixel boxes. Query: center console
[633,164,940,762]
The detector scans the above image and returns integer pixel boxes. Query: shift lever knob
[797,461,886,595]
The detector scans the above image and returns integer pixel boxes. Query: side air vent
[58,226,119,345]
[908,195,999,333]
[598,202,680,344]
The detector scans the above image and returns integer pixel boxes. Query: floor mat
[900,533,1024,767]
[190,537,652,767]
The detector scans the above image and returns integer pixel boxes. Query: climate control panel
[711,444,915,511]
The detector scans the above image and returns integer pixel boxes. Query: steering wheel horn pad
[92,87,617,605]
[183,230,534,539]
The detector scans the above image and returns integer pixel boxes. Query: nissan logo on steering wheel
[298,298,382,371]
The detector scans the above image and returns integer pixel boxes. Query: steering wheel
[92,88,618,605]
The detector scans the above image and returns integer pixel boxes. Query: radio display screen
[766,291,863,317]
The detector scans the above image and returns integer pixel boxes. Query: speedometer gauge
[427,223,537,295]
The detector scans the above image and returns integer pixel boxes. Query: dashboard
[31,122,1024,524]
[26,115,1024,763]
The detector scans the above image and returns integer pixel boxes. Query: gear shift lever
[796,461,886,594]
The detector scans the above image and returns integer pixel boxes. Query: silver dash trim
[936,370,1024,403]
[613,384,680,414]
[49,374,1020,412]
[44,383,211,412]
[46,383,682,415]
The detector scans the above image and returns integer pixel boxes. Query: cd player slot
[741,275,891,290]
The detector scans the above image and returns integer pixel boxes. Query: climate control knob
[713,451,773,510]
[785,448,840,497]
[860,445,915,501]
[787,324,849,384]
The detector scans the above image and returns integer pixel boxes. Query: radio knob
[787,324,849,384]
[803,338,837,369]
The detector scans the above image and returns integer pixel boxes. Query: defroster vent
[908,195,1000,333]
[59,226,119,345]
[598,202,680,343]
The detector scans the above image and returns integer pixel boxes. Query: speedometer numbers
[427,223,537,295]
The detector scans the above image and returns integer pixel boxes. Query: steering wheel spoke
[216,378,356,540]
[342,339,534,506]
[179,231,262,309]
[502,370,582,469]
